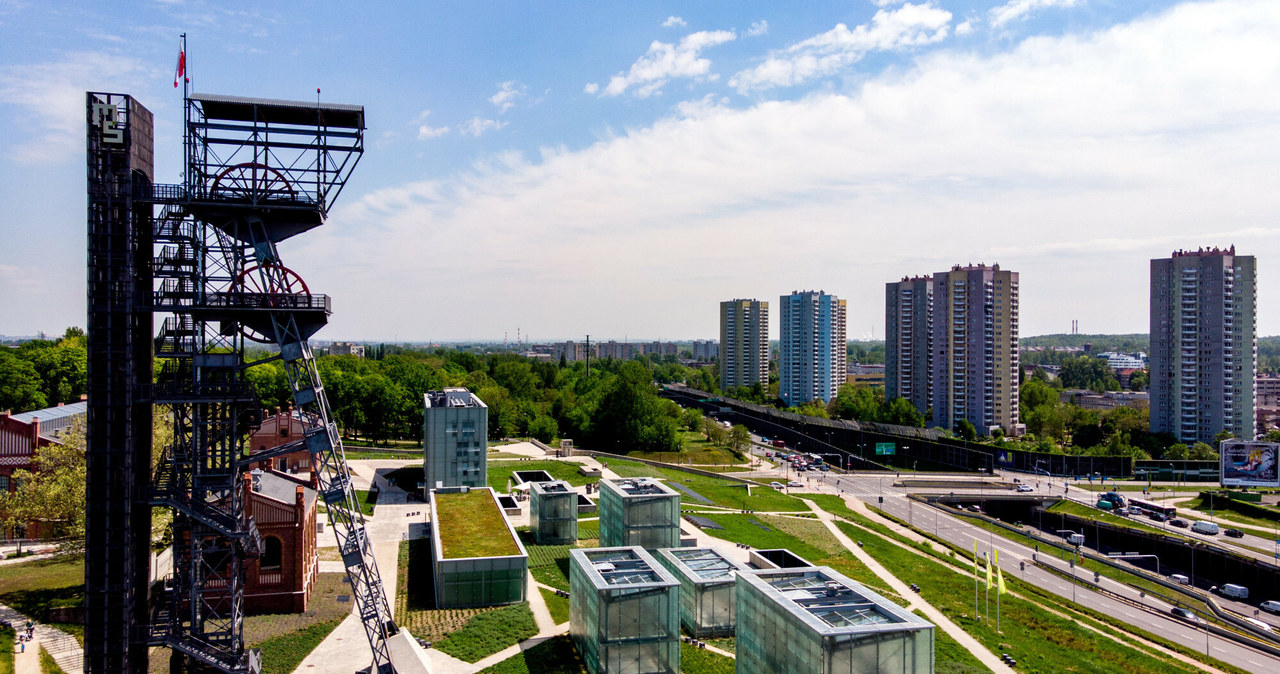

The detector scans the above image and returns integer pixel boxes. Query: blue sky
[3,0,1279,343]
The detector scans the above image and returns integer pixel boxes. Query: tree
[1058,355,1119,392]
[0,421,86,545]
[0,350,47,412]
[956,419,978,441]
[1128,369,1149,391]
[881,397,925,427]
[1164,443,1190,460]
[682,407,703,432]
[728,425,751,458]
[827,384,880,422]
[527,414,558,443]
[1189,442,1219,460]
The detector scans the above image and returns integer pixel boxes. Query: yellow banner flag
[985,549,994,590]
[995,549,1007,595]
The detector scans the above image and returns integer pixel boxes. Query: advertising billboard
[1220,441,1280,487]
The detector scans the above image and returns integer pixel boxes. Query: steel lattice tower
[87,90,398,673]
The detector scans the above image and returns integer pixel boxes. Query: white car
[787,481,803,488]
[1261,600,1280,614]
[770,481,784,489]
[1016,484,1034,492]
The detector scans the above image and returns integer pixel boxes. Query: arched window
[262,536,283,571]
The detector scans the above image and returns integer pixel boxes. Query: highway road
[735,441,1280,673]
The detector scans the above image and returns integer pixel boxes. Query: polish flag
[174,49,185,88]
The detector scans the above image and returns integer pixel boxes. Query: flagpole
[973,540,979,621]
[984,550,990,625]
[995,549,1002,633]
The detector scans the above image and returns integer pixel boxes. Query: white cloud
[459,117,508,137]
[489,80,527,113]
[583,82,599,95]
[955,20,974,36]
[662,16,687,28]
[729,2,951,92]
[416,110,449,139]
[990,0,1079,29]
[591,30,737,98]
[307,0,1280,340]
[746,20,769,37]
[0,51,154,163]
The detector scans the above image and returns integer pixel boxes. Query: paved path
[800,498,1016,674]
[0,604,83,674]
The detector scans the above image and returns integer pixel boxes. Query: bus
[1127,498,1176,520]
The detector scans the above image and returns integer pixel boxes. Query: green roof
[435,490,521,559]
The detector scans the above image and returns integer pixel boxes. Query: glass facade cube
[598,479,681,550]
[423,388,488,490]
[736,567,934,674]
[530,480,578,544]
[655,547,746,637]
[570,547,681,674]
[431,488,528,608]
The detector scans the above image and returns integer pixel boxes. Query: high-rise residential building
[720,299,770,391]
[1150,247,1256,444]
[691,339,719,361]
[930,264,1023,436]
[885,276,933,415]
[423,388,488,491]
[779,291,846,407]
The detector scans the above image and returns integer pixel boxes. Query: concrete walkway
[800,498,1015,674]
[0,604,83,674]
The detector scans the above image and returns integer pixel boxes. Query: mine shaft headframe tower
[85,92,156,674]
[171,92,399,674]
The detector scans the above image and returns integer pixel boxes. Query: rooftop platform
[432,488,523,559]
[741,567,931,635]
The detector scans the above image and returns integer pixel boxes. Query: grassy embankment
[606,458,807,512]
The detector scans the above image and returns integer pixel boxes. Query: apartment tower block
[930,265,1023,436]
[885,276,933,415]
[720,299,770,391]
[1150,247,1256,444]
[779,291,847,407]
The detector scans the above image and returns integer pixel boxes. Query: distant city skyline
[4,1,1280,341]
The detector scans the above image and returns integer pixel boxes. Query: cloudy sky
[2,0,1279,343]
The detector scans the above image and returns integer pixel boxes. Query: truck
[1097,492,1126,510]
[1066,533,1086,546]
[1219,584,1249,599]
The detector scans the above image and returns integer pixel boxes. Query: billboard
[1220,441,1280,487]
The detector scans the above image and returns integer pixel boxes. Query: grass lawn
[343,449,420,461]
[605,459,808,512]
[832,520,1206,674]
[1183,496,1280,530]
[255,619,343,674]
[435,490,520,558]
[479,634,585,673]
[38,645,65,674]
[394,539,506,644]
[0,554,85,644]
[703,636,734,653]
[1047,500,1187,539]
[696,513,900,602]
[680,641,735,673]
[0,624,12,674]
[243,573,353,645]
[538,587,569,625]
[354,489,377,516]
[917,609,989,674]
[434,603,539,663]
[487,461,597,491]
[625,431,747,467]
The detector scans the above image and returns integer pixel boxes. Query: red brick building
[242,470,319,614]
[0,402,86,539]
[248,408,313,478]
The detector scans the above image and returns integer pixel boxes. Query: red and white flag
[174,49,185,88]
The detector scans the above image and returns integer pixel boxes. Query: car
[1171,607,1204,624]
[1115,507,1129,516]
[1261,600,1280,614]
[1016,484,1034,492]
[1225,528,1245,538]
[1169,518,1189,528]
[787,481,803,488]
[968,504,982,513]
[818,465,829,472]
[769,481,784,489]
